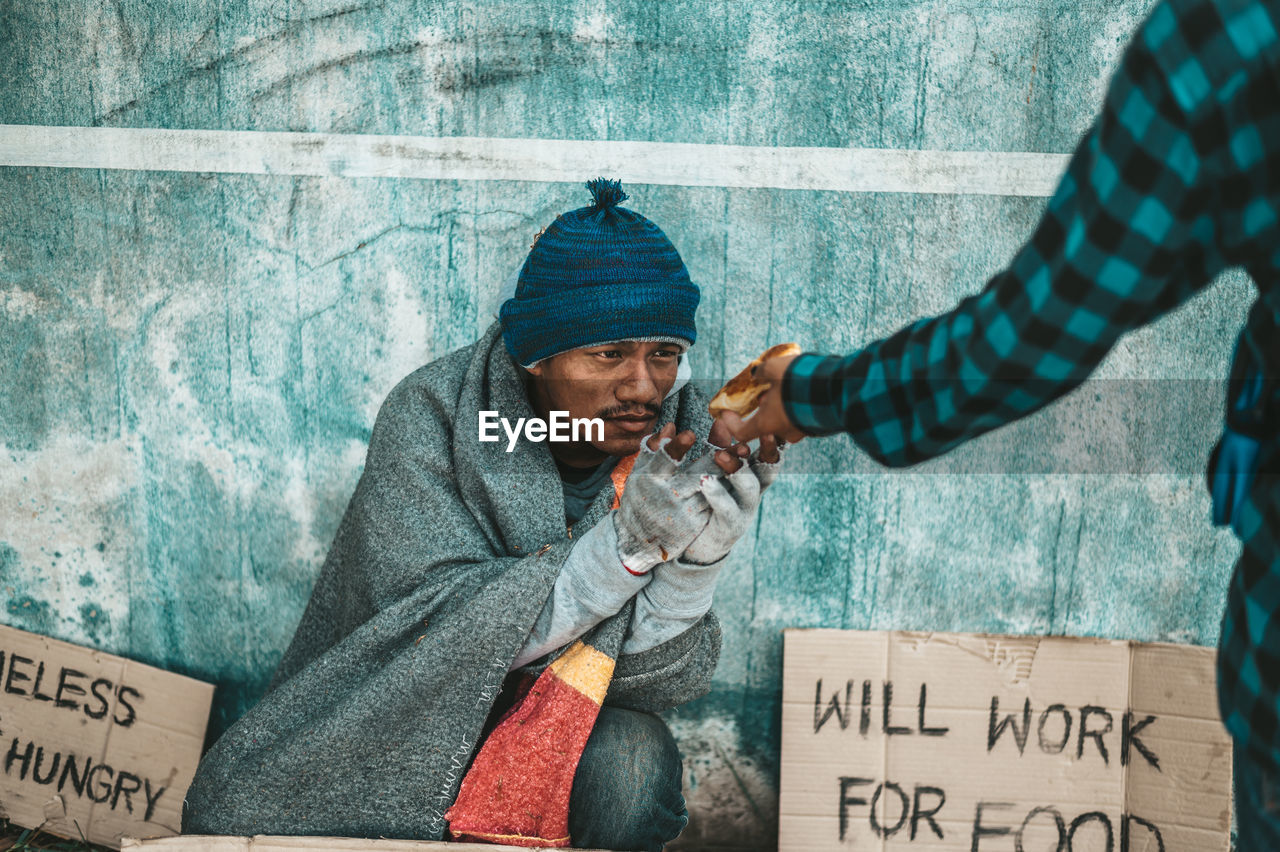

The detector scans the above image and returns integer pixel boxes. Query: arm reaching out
[724,22,1229,463]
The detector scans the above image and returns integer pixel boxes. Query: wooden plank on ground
[123,837,609,851]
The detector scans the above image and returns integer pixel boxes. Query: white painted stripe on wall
[0,124,1071,198]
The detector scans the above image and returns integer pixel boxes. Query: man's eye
[595,350,622,359]
[652,350,679,359]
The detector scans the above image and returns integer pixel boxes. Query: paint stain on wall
[79,602,110,641]
[6,595,54,634]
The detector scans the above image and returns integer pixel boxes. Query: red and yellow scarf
[445,454,638,847]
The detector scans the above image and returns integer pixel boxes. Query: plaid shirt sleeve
[782,0,1231,466]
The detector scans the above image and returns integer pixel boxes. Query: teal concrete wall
[0,1,1251,848]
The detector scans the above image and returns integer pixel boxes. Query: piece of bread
[708,343,802,418]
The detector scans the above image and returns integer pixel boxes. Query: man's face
[526,340,683,463]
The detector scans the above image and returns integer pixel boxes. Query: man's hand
[649,422,698,463]
[672,419,787,566]
[716,353,807,445]
[681,462,761,566]
[612,423,712,575]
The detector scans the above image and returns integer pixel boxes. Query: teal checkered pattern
[783,0,1280,775]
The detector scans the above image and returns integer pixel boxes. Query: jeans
[568,707,689,851]
[1235,746,1280,850]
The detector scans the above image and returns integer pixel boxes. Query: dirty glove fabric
[624,466,757,655]
[622,554,727,657]
[511,511,648,670]
[622,442,785,654]
[676,438,784,566]
[682,464,763,566]
[749,443,786,493]
[612,436,711,574]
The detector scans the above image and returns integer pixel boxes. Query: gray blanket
[182,322,720,840]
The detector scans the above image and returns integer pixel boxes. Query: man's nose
[614,356,659,402]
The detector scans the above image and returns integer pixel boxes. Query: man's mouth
[607,414,656,433]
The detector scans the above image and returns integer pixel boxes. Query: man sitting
[183,179,781,852]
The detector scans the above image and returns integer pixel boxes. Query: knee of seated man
[571,707,686,835]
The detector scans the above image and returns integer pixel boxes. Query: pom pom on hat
[585,177,628,213]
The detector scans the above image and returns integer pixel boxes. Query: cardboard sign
[780,630,1232,851]
[0,623,214,849]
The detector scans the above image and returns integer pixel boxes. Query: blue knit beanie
[499,178,700,368]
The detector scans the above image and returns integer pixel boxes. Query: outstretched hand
[716,353,807,445]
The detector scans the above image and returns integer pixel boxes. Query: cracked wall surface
[0,1,1251,849]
